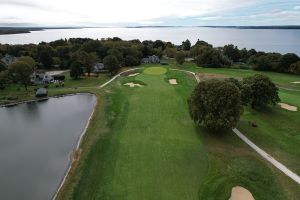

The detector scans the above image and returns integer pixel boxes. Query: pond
[0,94,96,200]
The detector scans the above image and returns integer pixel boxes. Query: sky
[0,0,299,27]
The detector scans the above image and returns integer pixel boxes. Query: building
[92,63,106,73]
[142,55,160,64]
[0,54,17,66]
[30,71,54,84]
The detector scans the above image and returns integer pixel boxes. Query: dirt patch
[197,73,229,80]
[128,73,140,77]
[124,82,144,88]
[291,81,300,84]
[278,103,298,112]
[229,186,255,200]
[169,79,178,85]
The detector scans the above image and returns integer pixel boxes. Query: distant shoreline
[1,26,300,35]
[0,27,83,35]
[127,25,300,29]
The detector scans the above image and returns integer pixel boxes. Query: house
[0,54,17,66]
[30,70,54,84]
[142,55,160,64]
[92,63,106,73]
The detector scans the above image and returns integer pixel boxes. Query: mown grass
[0,73,110,105]
[58,66,293,200]
[179,62,300,90]
[2,63,298,199]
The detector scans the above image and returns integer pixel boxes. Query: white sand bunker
[291,81,300,84]
[127,73,140,77]
[124,82,144,88]
[278,103,298,112]
[229,186,255,200]
[169,79,178,85]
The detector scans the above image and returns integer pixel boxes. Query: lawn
[58,65,295,200]
[0,73,110,105]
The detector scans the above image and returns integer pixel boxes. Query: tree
[8,61,34,90]
[0,60,7,72]
[277,53,299,72]
[103,55,120,75]
[188,79,242,131]
[37,45,54,68]
[195,46,230,67]
[223,44,240,62]
[182,39,191,51]
[248,53,281,71]
[18,56,36,69]
[124,55,140,67]
[108,49,123,63]
[70,62,83,80]
[165,47,177,58]
[0,70,8,90]
[153,40,165,50]
[289,61,300,74]
[71,51,98,76]
[242,74,279,109]
[175,51,185,65]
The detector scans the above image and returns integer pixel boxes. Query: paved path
[233,128,300,184]
[174,68,300,185]
[99,67,144,88]
[170,68,201,83]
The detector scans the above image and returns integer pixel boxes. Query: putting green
[144,67,167,75]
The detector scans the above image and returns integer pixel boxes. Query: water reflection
[0,94,96,200]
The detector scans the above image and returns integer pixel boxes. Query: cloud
[0,0,259,25]
[294,6,300,10]
[0,0,299,26]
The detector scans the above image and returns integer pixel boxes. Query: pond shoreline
[0,92,97,200]
[0,92,94,108]
[52,94,97,200]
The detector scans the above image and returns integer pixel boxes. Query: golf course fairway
[58,66,296,200]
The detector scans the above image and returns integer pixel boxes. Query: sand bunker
[124,82,144,88]
[127,73,140,77]
[169,79,178,85]
[229,186,255,200]
[291,81,300,84]
[278,103,298,112]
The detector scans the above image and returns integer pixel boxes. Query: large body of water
[0,27,300,55]
[0,94,96,200]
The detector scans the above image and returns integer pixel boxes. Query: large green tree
[103,55,120,75]
[8,61,34,90]
[70,62,83,80]
[242,74,280,109]
[277,53,299,72]
[188,79,242,131]
[18,56,36,69]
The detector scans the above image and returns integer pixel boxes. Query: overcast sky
[0,0,299,26]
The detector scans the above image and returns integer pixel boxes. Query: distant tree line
[1,37,299,89]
